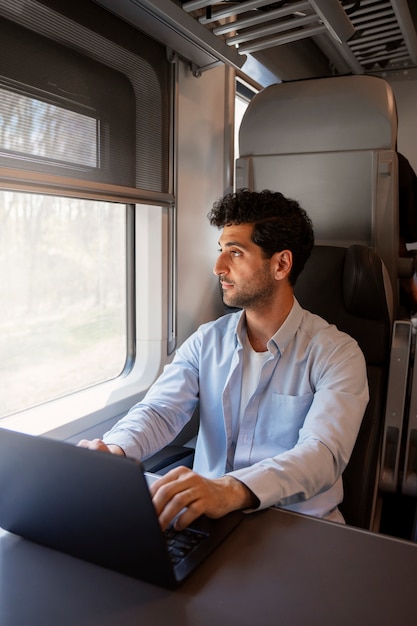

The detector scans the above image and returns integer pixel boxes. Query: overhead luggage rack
[180,0,417,74]
[93,0,417,75]
[181,0,354,52]
[340,0,417,73]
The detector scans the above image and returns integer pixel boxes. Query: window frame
[0,172,176,438]
[0,0,177,437]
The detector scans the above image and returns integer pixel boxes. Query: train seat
[236,74,400,309]
[294,244,392,529]
[235,75,417,530]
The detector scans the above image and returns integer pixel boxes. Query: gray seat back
[236,75,399,307]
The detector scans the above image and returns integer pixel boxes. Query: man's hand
[149,466,258,531]
[77,438,125,456]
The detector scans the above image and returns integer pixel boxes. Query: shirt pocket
[260,392,314,450]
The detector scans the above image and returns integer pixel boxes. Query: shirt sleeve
[102,332,202,460]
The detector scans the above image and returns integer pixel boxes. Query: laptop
[0,427,242,588]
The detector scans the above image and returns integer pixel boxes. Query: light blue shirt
[104,299,369,521]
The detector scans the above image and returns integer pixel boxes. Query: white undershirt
[238,335,270,426]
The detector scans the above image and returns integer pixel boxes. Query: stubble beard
[221,267,275,313]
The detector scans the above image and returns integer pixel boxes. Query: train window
[0,0,172,191]
[0,192,129,419]
[0,87,98,169]
[235,62,279,161]
[0,13,136,186]
[0,0,174,434]
[235,78,257,159]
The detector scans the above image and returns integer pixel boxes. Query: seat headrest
[294,245,392,364]
[239,75,397,156]
[343,245,390,320]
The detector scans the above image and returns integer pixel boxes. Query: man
[79,189,369,531]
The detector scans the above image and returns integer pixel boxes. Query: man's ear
[272,249,293,280]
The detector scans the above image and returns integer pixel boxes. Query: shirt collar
[268,298,303,355]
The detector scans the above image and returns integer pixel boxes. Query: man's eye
[231,250,241,257]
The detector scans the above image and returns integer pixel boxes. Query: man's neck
[245,293,294,352]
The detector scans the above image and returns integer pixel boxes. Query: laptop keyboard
[163,526,208,565]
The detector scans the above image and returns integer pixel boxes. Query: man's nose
[213,254,226,276]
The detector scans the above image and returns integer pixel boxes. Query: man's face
[213,223,275,311]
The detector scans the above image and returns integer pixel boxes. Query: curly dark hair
[207,189,314,285]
